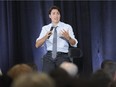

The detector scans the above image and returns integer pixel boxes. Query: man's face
[49,9,61,24]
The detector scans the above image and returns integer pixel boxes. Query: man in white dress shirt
[35,6,78,73]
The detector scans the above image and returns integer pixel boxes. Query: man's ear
[49,14,51,19]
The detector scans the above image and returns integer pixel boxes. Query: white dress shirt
[36,21,78,53]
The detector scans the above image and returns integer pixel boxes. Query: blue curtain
[0,1,54,73]
[90,1,116,72]
[0,1,116,76]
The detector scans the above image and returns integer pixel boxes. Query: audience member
[102,61,116,81]
[101,59,114,69]
[27,63,38,72]
[90,69,112,87]
[60,61,78,77]
[70,77,91,87]
[11,72,55,87]
[110,81,116,87]
[49,67,72,87]
[7,64,33,79]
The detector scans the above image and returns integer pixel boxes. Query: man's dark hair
[48,6,61,15]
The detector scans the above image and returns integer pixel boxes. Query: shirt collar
[51,21,61,27]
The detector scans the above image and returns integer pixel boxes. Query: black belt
[47,51,68,55]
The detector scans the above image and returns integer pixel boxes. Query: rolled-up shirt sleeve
[36,26,47,42]
[68,25,78,47]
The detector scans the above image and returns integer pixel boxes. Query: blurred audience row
[1,59,116,87]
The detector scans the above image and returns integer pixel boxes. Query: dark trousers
[42,51,71,73]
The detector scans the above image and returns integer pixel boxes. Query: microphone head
[48,26,54,39]
[50,26,54,31]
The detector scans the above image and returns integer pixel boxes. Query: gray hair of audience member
[60,62,78,77]
[101,60,114,69]
[11,72,55,87]
[102,61,116,81]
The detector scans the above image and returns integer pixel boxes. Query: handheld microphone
[48,26,54,39]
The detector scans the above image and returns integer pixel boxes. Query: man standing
[35,6,78,73]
